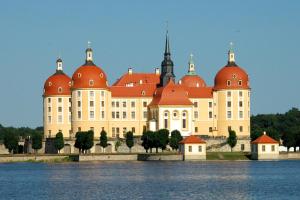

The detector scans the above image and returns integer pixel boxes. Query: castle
[43,33,251,143]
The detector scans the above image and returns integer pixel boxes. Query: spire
[188,53,196,75]
[85,41,93,63]
[228,42,236,65]
[164,30,170,56]
[56,57,63,71]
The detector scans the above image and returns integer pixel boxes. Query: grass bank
[207,152,251,160]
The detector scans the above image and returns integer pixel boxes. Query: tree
[3,130,18,154]
[125,131,134,153]
[100,130,108,152]
[170,130,183,151]
[157,129,169,152]
[83,130,94,153]
[141,131,152,153]
[54,132,64,153]
[227,130,237,152]
[152,131,160,153]
[32,132,43,154]
[74,132,85,154]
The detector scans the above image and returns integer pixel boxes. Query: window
[123,112,127,119]
[188,146,192,152]
[48,107,51,112]
[209,111,213,119]
[123,101,126,107]
[77,111,81,119]
[90,111,94,119]
[89,91,94,97]
[101,101,104,107]
[227,101,232,108]
[194,111,198,119]
[101,91,104,97]
[182,112,187,129]
[262,145,266,152]
[116,112,120,119]
[112,127,116,138]
[131,101,135,108]
[195,127,198,133]
[112,101,115,107]
[112,112,115,119]
[227,80,231,86]
[143,111,147,119]
[209,102,212,108]
[90,127,94,131]
[132,127,135,133]
[78,127,81,132]
[239,111,243,118]
[77,73,81,78]
[198,145,202,152]
[48,116,51,123]
[89,80,94,86]
[131,111,135,119]
[123,127,127,134]
[241,144,245,151]
[209,127,213,132]
[164,119,168,129]
[77,91,81,97]
[58,98,62,103]
[239,101,243,107]
[239,91,243,97]
[58,115,62,123]
[143,101,147,107]
[48,82,52,86]
[227,111,232,119]
[271,145,275,152]
[58,87,62,93]
[90,101,94,107]
[238,80,242,86]
[116,102,119,108]
[100,73,104,78]
[193,102,198,107]
[58,107,62,112]
[239,126,243,132]
[227,91,231,97]
[69,98,71,103]
[48,98,51,103]
[101,111,105,119]
[77,101,81,107]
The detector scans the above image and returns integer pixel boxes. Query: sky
[0,0,299,128]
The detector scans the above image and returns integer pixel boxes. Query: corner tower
[159,31,175,86]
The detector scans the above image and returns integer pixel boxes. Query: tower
[188,54,196,75]
[159,31,175,86]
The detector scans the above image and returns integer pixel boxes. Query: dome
[214,63,249,90]
[44,71,71,96]
[179,75,206,88]
[72,62,108,89]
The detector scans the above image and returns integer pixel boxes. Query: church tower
[159,31,175,86]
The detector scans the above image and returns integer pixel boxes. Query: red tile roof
[112,73,160,86]
[110,84,157,97]
[179,135,206,144]
[179,75,206,88]
[149,80,193,106]
[184,86,213,98]
[251,134,279,144]
[44,72,71,96]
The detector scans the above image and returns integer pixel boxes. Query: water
[0,161,299,200]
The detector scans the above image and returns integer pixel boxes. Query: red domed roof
[44,71,71,96]
[72,62,108,89]
[149,80,193,106]
[214,63,250,90]
[180,75,206,88]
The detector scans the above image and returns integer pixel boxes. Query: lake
[0,161,299,200]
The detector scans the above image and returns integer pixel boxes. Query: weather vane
[88,41,91,48]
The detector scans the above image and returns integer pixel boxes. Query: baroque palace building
[43,33,251,140]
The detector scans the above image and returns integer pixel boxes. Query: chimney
[155,68,160,75]
[263,131,266,135]
[128,68,133,75]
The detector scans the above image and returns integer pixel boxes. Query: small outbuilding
[179,135,206,160]
[251,132,279,160]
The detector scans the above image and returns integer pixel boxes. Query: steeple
[188,54,196,75]
[85,41,94,65]
[228,42,236,66]
[56,57,63,71]
[160,30,175,87]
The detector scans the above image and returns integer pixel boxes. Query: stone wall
[0,144,9,154]
[0,155,69,163]
[279,152,300,160]
[206,138,251,152]
[78,154,137,161]
[137,153,182,161]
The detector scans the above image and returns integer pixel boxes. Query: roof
[149,80,193,106]
[110,84,157,98]
[179,75,206,88]
[112,72,160,86]
[251,134,279,144]
[44,71,71,96]
[185,86,213,98]
[179,135,206,144]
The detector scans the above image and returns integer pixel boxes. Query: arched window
[78,73,82,78]
[48,82,52,86]
[58,87,62,93]
[99,73,104,78]
[227,80,231,86]
[182,111,187,129]
[173,110,179,119]
[89,80,94,86]
[238,80,242,86]
[164,111,169,129]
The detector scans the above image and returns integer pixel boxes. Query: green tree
[125,131,134,153]
[83,130,94,153]
[227,130,237,152]
[157,129,169,152]
[152,131,160,153]
[31,132,43,154]
[54,132,64,153]
[141,131,153,153]
[100,130,108,152]
[3,130,18,154]
[74,132,85,154]
[170,130,183,151]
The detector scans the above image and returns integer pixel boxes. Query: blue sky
[0,0,299,128]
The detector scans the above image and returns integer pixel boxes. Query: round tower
[43,58,72,138]
[214,44,251,138]
[71,44,110,138]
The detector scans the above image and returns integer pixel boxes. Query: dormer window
[141,90,145,96]
[48,82,52,86]
[100,73,104,78]
[89,80,94,86]
[69,82,72,86]
[232,74,237,79]
[58,87,62,93]
[78,73,82,78]
[238,80,242,86]
[227,80,231,86]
